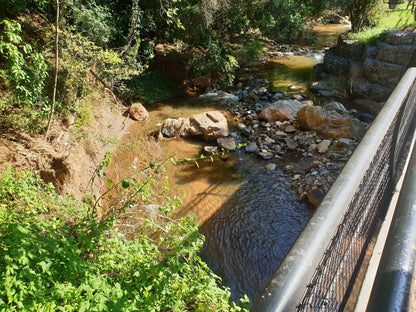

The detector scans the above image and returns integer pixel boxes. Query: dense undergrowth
[0,168,249,311]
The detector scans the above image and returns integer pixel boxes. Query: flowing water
[109,24,350,303]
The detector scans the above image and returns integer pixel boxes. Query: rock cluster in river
[220,80,368,207]
[159,68,372,207]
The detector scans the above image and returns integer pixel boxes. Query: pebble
[258,151,274,160]
[266,163,277,171]
[311,160,321,168]
[317,140,331,154]
[285,125,297,133]
[284,165,294,173]
[204,146,219,153]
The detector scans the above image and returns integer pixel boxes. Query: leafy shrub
[237,39,268,65]
[257,1,309,41]
[0,19,48,107]
[0,168,249,311]
[191,36,238,86]
[59,30,145,106]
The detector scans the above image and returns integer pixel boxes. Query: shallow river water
[109,24,351,303]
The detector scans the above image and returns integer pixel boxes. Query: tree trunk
[45,0,59,138]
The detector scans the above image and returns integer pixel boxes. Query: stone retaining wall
[316,31,416,102]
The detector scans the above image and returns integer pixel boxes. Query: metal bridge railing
[251,68,416,312]
[366,129,416,312]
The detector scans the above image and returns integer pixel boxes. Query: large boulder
[297,106,325,130]
[270,100,306,117]
[258,107,292,122]
[160,111,229,141]
[259,100,305,122]
[189,111,229,141]
[160,118,191,138]
[129,102,149,121]
[297,106,364,139]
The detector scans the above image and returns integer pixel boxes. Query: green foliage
[0,168,249,311]
[125,71,182,104]
[59,30,144,105]
[191,36,238,86]
[237,38,268,65]
[67,2,114,47]
[256,0,310,41]
[0,19,50,133]
[0,0,50,17]
[0,19,48,107]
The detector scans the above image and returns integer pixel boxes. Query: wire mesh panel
[252,68,416,312]
[296,78,416,312]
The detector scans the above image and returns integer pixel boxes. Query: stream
[109,24,351,303]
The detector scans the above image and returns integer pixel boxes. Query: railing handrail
[366,129,416,311]
[251,68,416,312]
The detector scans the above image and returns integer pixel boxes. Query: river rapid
[108,24,351,303]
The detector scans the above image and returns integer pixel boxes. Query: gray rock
[307,188,326,207]
[272,93,284,101]
[217,137,237,150]
[308,144,317,152]
[245,142,258,153]
[258,151,274,160]
[291,94,304,101]
[270,100,305,118]
[204,146,219,153]
[265,163,277,171]
[363,58,406,88]
[324,101,349,115]
[160,118,191,138]
[285,125,297,133]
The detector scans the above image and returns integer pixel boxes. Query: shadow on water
[198,155,314,302]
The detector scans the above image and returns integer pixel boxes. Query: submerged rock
[217,137,236,150]
[265,163,277,171]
